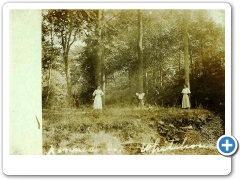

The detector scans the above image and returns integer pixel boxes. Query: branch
[98,10,123,30]
[61,30,65,53]
[66,13,75,51]
[82,29,89,37]
[69,28,79,48]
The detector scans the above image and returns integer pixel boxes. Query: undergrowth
[42,106,223,155]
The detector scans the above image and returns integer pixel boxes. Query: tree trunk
[95,10,103,88]
[153,69,156,86]
[178,50,181,72]
[183,10,190,89]
[101,10,105,106]
[45,24,54,104]
[159,61,163,87]
[63,53,73,106]
[189,46,194,78]
[129,69,133,93]
[143,57,148,95]
[45,57,52,104]
[143,70,148,95]
[101,55,106,106]
[137,10,144,93]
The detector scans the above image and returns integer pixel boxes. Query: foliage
[42,70,68,108]
[42,9,97,106]
[200,116,224,144]
[42,10,225,156]
[42,9,225,117]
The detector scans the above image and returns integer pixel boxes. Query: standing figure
[136,93,145,107]
[181,84,191,109]
[93,86,104,110]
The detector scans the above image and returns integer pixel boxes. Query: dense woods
[42,9,225,155]
[42,9,224,114]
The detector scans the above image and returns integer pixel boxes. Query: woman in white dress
[92,86,104,109]
[181,84,191,109]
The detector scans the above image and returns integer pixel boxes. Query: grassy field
[42,105,223,155]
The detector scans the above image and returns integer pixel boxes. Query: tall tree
[95,10,102,87]
[44,10,94,106]
[137,10,144,93]
[42,11,61,106]
[93,9,106,105]
[183,10,190,88]
[100,10,106,106]
[45,18,54,104]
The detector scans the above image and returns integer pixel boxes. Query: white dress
[93,89,104,109]
[181,88,191,108]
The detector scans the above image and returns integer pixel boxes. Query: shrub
[200,116,224,144]
[184,130,201,145]
[42,70,68,109]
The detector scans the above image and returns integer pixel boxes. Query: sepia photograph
[41,8,226,155]
[4,2,234,176]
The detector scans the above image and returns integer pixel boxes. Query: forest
[42,9,225,155]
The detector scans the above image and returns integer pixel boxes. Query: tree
[137,10,144,94]
[42,9,225,113]
[183,10,190,89]
[96,10,106,105]
[42,11,62,106]
[42,14,55,104]
[43,10,95,106]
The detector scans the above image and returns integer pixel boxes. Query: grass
[42,105,223,155]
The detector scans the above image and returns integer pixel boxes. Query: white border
[3,2,232,176]
[3,2,231,9]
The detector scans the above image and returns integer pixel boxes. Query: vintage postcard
[3,2,232,175]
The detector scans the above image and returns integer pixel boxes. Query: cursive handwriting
[46,145,122,155]
[140,138,163,153]
[47,138,215,155]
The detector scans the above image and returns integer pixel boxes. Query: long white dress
[93,89,104,109]
[181,88,191,108]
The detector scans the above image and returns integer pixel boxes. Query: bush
[42,70,68,109]
[184,130,201,145]
[200,116,224,144]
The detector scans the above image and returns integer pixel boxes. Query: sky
[209,10,225,26]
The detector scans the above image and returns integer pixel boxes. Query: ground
[42,105,223,155]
